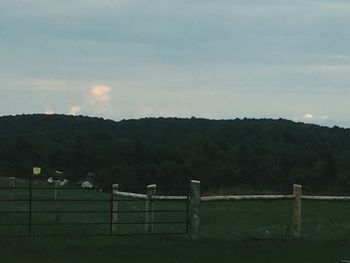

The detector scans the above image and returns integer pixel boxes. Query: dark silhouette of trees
[0,114,349,191]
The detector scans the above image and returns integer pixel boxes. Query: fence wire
[0,177,189,237]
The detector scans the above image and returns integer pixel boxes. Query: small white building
[79,172,98,189]
[81,180,94,188]
[47,170,68,186]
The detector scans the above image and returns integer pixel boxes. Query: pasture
[0,177,349,262]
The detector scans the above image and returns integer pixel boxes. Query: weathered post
[112,184,119,233]
[9,177,15,211]
[189,180,200,240]
[54,181,61,222]
[32,167,41,185]
[292,184,302,238]
[145,184,156,234]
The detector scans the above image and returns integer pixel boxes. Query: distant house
[79,172,99,189]
[47,171,68,186]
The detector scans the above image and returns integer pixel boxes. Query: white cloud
[88,85,111,103]
[320,115,330,120]
[86,85,114,116]
[69,105,81,115]
[303,113,314,120]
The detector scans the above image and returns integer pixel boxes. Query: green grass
[0,177,350,262]
[0,177,188,236]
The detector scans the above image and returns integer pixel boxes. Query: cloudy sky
[1,0,349,127]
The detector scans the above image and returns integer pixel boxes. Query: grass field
[0,177,188,236]
[0,177,349,262]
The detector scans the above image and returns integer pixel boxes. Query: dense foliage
[0,114,349,191]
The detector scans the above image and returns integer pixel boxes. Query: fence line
[54,181,61,222]
[114,191,188,201]
[301,195,350,201]
[114,190,147,199]
[112,184,119,234]
[110,182,350,239]
[5,177,350,239]
[145,184,156,233]
[200,194,350,202]
[153,195,187,200]
[113,181,196,238]
[200,195,294,201]
[292,184,302,238]
[9,177,15,211]
[1,177,190,238]
[199,184,350,239]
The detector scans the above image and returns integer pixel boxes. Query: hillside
[0,114,349,191]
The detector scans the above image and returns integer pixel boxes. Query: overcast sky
[1,0,349,127]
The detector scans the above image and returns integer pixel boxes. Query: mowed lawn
[0,177,349,262]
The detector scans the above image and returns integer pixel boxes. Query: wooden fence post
[145,184,156,234]
[189,180,201,240]
[54,181,61,222]
[292,184,302,238]
[9,177,15,211]
[112,184,119,233]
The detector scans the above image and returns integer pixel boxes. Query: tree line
[0,114,349,192]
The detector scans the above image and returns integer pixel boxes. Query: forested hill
[0,114,349,191]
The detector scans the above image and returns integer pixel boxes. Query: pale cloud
[2,77,69,91]
[88,85,111,103]
[45,108,55,115]
[306,64,350,73]
[303,114,331,122]
[69,105,81,116]
[303,113,314,120]
[86,85,113,116]
[2,0,350,128]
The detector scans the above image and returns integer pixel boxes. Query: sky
[1,0,349,127]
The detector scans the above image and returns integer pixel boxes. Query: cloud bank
[0,1,350,127]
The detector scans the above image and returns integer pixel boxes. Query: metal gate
[0,177,189,237]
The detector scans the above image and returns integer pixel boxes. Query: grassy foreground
[0,201,349,263]
[0,236,349,263]
[0,178,349,262]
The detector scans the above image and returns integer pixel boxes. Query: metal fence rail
[0,178,190,237]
